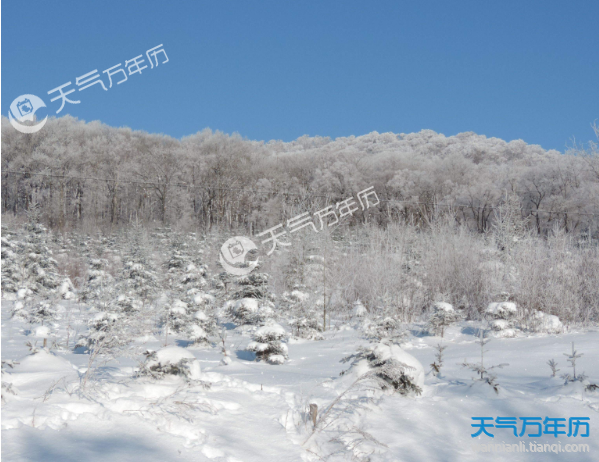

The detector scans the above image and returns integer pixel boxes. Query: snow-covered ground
[2,300,598,461]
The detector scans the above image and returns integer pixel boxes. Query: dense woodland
[2,116,599,237]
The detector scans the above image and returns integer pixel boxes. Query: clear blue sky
[2,0,597,151]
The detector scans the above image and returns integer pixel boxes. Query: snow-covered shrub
[289,312,324,340]
[1,230,23,297]
[122,261,158,298]
[191,291,215,308]
[187,309,216,345]
[233,272,274,301]
[180,263,208,290]
[226,297,273,325]
[27,301,57,325]
[165,299,190,333]
[247,322,289,364]
[341,340,424,396]
[79,258,114,302]
[58,278,76,300]
[114,294,143,313]
[485,302,519,337]
[139,346,202,380]
[427,302,461,337]
[352,300,368,318]
[364,316,406,343]
[486,301,517,319]
[76,311,124,351]
[530,311,563,334]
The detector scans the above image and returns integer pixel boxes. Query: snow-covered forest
[2,116,599,235]
[3,121,599,461]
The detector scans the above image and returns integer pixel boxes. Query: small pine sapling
[460,330,508,393]
[560,342,587,384]
[547,359,560,377]
[428,303,461,338]
[430,343,447,377]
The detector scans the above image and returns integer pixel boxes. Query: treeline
[2,116,598,236]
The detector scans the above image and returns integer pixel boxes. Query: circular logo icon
[219,236,260,276]
[8,94,48,134]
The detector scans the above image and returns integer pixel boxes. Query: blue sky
[2,0,597,151]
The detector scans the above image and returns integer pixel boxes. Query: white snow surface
[490,319,510,331]
[254,322,286,338]
[148,346,196,366]
[2,300,598,461]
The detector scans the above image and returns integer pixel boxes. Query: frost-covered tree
[76,310,136,388]
[1,227,24,297]
[79,258,115,303]
[225,272,275,326]
[492,191,528,256]
[341,340,424,396]
[427,302,461,337]
[16,206,62,296]
[138,346,202,381]
[247,322,289,364]
[117,225,158,308]
[485,302,518,337]
[289,311,323,340]
[365,316,406,343]
[233,272,274,301]
[28,300,57,326]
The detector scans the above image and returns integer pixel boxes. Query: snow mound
[532,311,563,334]
[494,328,517,338]
[255,322,286,339]
[268,355,286,365]
[433,302,454,312]
[353,300,368,317]
[149,346,195,365]
[17,350,77,374]
[31,326,51,339]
